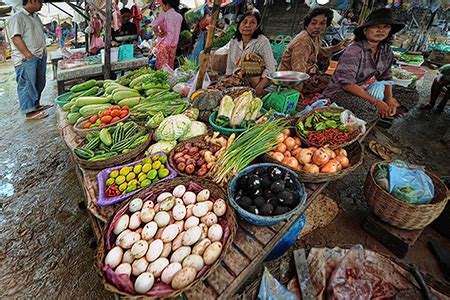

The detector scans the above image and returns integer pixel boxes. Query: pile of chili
[105,183,120,197]
[307,128,350,147]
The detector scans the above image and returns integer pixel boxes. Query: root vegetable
[172,232,185,251]
[192,238,212,256]
[129,198,143,213]
[113,215,129,236]
[303,163,320,174]
[284,151,291,157]
[203,242,223,265]
[284,137,296,150]
[177,162,186,172]
[282,157,299,169]
[118,231,140,249]
[276,133,285,143]
[105,246,123,269]
[335,155,350,169]
[176,157,186,164]
[182,254,204,272]
[335,148,347,157]
[174,220,184,233]
[208,224,223,242]
[161,224,180,243]
[146,240,164,262]
[134,272,155,294]
[183,226,202,246]
[196,189,210,202]
[184,216,200,230]
[297,148,313,165]
[275,143,287,153]
[154,211,170,227]
[272,152,284,162]
[183,192,196,205]
[171,267,197,290]
[122,249,134,264]
[131,240,149,259]
[148,257,169,278]
[172,185,186,198]
[174,152,184,160]
[185,164,196,175]
[170,246,191,263]
[201,212,218,227]
[172,205,187,221]
[312,148,330,166]
[192,202,209,217]
[140,207,155,223]
[204,151,216,163]
[197,165,208,177]
[129,212,142,230]
[213,199,227,217]
[157,192,173,203]
[291,148,301,157]
[132,257,149,277]
[115,263,132,276]
[282,128,291,136]
[320,160,341,174]
[161,262,182,284]
[142,222,158,240]
[160,242,172,258]
[294,137,301,146]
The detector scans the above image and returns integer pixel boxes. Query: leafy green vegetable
[146,111,165,129]
[216,115,230,127]
[179,121,208,141]
[154,114,192,141]
[218,95,234,119]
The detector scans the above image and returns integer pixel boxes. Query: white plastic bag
[188,71,211,98]
[340,110,367,134]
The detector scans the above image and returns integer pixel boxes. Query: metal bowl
[115,35,137,42]
[266,71,310,87]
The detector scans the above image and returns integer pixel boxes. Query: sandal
[369,140,392,160]
[35,104,54,112]
[26,111,48,120]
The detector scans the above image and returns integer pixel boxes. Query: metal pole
[105,0,112,79]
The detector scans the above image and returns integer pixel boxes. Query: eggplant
[237,196,252,210]
[253,196,265,208]
[260,175,272,189]
[246,205,259,215]
[260,203,274,216]
[248,174,262,190]
[271,180,285,193]
[270,167,283,181]
[263,189,274,200]
[284,176,295,189]
[237,175,249,189]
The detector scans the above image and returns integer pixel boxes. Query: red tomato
[119,110,128,118]
[84,122,92,129]
[111,105,120,110]
[111,109,121,117]
[100,111,105,117]
[101,115,113,123]
[111,116,121,123]
[122,106,129,111]
[89,114,98,124]
[103,110,111,116]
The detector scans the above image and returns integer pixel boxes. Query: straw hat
[354,8,405,37]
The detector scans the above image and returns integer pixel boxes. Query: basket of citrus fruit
[74,105,130,137]
[97,152,177,206]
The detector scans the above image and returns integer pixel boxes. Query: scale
[263,71,310,115]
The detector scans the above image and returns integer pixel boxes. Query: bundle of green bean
[130,91,189,121]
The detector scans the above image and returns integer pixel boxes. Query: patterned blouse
[226,34,277,78]
[151,8,183,46]
[322,40,394,98]
[279,30,332,74]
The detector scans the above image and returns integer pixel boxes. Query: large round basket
[73,112,131,137]
[73,130,152,170]
[96,177,237,298]
[295,107,363,150]
[260,140,364,184]
[365,162,449,230]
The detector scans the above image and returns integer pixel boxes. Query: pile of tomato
[83,106,129,129]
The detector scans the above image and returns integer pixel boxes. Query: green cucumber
[129,134,149,149]
[99,128,112,146]
[74,148,95,159]
[67,112,82,125]
[88,152,118,161]
[70,79,97,93]
[84,136,100,150]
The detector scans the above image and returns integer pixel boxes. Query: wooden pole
[104,0,112,79]
[358,0,369,26]
[195,0,221,90]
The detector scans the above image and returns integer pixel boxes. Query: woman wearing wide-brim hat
[322,8,419,123]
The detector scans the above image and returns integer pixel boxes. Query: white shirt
[226,34,276,78]
[7,8,47,66]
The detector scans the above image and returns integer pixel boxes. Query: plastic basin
[54,92,73,107]
[208,109,267,137]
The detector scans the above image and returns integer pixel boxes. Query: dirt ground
[0,60,449,298]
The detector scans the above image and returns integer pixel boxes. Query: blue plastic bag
[388,161,435,205]
[258,267,296,300]
[367,81,394,101]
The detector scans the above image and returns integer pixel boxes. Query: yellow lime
[138,173,147,182]
[158,168,170,178]
[142,158,152,165]
[128,179,138,187]
[152,161,162,170]
[115,175,126,185]
[109,170,119,178]
[147,169,157,180]
[142,163,152,173]
[119,182,128,192]
[122,149,130,154]
[126,172,136,181]
[141,179,152,187]
[119,167,131,176]
[152,154,160,162]
[106,178,115,187]
[159,155,168,164]
[133,164,142,174]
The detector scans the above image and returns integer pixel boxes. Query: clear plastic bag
[188,70,211,98]
[388,161,435,205]
[340,110,367,134]
[258,268,297,300]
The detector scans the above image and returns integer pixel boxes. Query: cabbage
[154,114,192,141]
[179,121,208,141]
[145,140,177,155]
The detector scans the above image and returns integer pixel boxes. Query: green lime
[119,167,131,176]
[125,184,137,193]
[106,178,115,187]
[152,154,160,162]
[133,164,142,174]
[147,169,157,180]
[126,172,136,181]
[142,158,152,165]
[152,161,162,170]
[115,175,126,185]
[119,182,128,192]
[142,163,152,173]
[158,168,170,178]
[159,155,168,164]
[128,179,138,187]
[152,177,160,183]
[138,173,147,182]
[141,179,152,187]
[109,170,119,178]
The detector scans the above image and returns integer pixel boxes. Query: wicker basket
[365,162,449,230]
[168,134,223,177]
[73,112,130,137]
[261,141,364,183]
[295,107,363,150]
[73,129,152,170]
[96,177,237,298]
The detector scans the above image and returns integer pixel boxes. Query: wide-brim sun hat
[354,8,405,37]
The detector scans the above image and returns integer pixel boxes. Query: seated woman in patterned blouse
[216,10,276,96]
[322,8,419,122]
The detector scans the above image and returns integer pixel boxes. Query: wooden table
[56,107,329,298]
[49,48,86,79]
[56,57,149,95]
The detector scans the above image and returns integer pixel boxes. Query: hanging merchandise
[90,13,105,53]
[112,0,121,31]
[131,1,143,36]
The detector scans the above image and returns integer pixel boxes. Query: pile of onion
[268,129,350,175]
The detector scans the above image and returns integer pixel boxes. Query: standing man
[8,0,52,120]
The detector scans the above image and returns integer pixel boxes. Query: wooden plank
[206,264,235,295]
[239,221,276,246]
[104,0,112,79]
[184,281,217,300]
[293,249,315,300]
[233,230,263,260]
[223,246,250,276]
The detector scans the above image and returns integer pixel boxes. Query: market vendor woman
[112,8,138,46]
[322,8,419,122]
[279,7,350,97]
[216,10,276,96]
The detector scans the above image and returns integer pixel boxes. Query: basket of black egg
[227,163,307,226]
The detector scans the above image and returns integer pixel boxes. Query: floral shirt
[152,8,182,46]
[278,30,332,74]
[322,40,393,98]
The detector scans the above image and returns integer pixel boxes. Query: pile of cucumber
[74,121,149,161]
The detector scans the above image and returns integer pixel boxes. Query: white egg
[174,220,184,233]
[182,254,204,272]
[134,272,155,294]
[196,189,210,202]
[200,212,218,227]
[154,211,170,227]
[146,239,164,262]
[205,201,214,212]
[132,257,149,277]
[129,198,143,213]
[208,224,223,242]
[142,200,154,209]
[170,246,191,263]
[183,226,202,246]
[140,207,156,223]
[129,211,142,230]
[172,185,186,198]
[160,242,172,258]
[161,262,182,284]
[122,249,134,264]
[192,238,212,256]
[161,224,180,243]
[131,240,149,259]
[192,202,209,217]
[172,204,187,221]
[105,246,123,269]
[115,263,132,276]
[213,199,227,217]
[183,191,197,205]
[118,231,140,249]
[172,232,185,251]
[157,192,173,203]
[142,222,158,240]
[147,257,169,278]
[113,214,130,236]
[184,216,199,230]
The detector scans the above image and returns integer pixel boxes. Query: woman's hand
[375,101,391,118]
[255,85,267,97]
